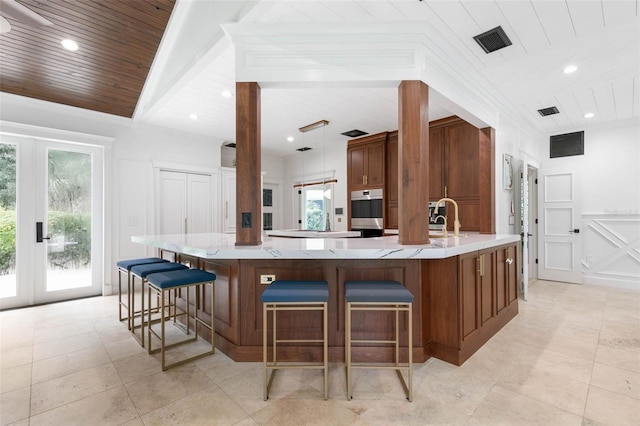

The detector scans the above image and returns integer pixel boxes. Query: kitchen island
[133,232,520,366]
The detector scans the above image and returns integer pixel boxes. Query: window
[298,184,333,231]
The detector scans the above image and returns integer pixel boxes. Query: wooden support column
[235,82,262,246]
[398,80,430,245]
[479,127,495,234]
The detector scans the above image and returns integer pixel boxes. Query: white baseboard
[582,276,640,291]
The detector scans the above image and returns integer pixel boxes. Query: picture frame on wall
[503,154,513,190]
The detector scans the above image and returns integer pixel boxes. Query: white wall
[540,118,640,288]
[283,140,349,231]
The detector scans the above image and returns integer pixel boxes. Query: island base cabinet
[427,242,519,366]
[163,244,517,366]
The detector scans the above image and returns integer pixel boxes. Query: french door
[0,136,103,309]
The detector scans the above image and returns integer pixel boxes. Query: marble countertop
[132,232,520,260]
[266,229,361,238]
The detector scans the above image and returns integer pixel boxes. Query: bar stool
[129,262,189,346]
[146,268,216,370]
[261,280,329,401]
[344,280,414,402]
[116,257,167,327]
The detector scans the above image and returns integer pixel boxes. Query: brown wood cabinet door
[366,141,385,188]
[445,122,479,199]
[495,246,508,315]
[386,134,398,203]
[429,126,445,200]
[348,145,366,189]
[479,249,496,327]
[459,252,480,343]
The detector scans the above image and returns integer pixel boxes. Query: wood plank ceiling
[0,0,175,118]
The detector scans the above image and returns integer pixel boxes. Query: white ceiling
[140,0,639,157]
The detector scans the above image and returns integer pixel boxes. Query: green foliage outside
[306,200,323,230]
[0,144,92,274]
[47,212,91,270]
[0,208,16,274]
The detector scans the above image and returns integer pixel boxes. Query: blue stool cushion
[146,269,217,289]
[261,280,329,303]
[345,280,414,303]
[130,262,188,278]
[117,257,167,271]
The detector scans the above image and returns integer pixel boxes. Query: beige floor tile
[32,332,102,361]
[584,385,640,426]
[0,363,31,393]
[29,386,138,426]
[196,350,259,384]
[251,398,361,426]
[32,319,95,344]
[468,385,583,425]
[0,345,32,369]
[508,345,594,384]
[103,335,146,361]
[141,384,249,425]
[124,363,214,415]
[498,363,589,416]
[31,345,111,384]
[595,344,640,373]
[0,386,30,426]
[215,365,272,415]
[30,363,123,415]
[590,362,640,400]
[599,319,640,353]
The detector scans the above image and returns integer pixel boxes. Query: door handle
[569,229,580,234]
[36,222,50,243]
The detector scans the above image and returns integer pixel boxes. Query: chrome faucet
[434,198,461,237]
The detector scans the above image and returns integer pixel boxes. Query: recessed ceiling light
[584,112,594,119]
[189,113,198,120]
[563,65,577,74]
[61,39,79,51]
[287,136,294,142]
[221,90,233,98]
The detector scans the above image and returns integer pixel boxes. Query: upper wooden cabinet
[347,133,386,190]
[348,117,494,233]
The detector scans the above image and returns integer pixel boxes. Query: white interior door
[539,169,582,283]
[221,169,236,233]
[158,170,212,235]
[158,171,187,235]
[187,173,212,234]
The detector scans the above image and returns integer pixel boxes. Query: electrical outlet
[242,212,252,228]
[260,274,276,284]
[586,254,594,262]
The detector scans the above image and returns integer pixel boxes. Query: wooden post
[398,80,430,245]
[479,127,495,234]
[235,82,262,246]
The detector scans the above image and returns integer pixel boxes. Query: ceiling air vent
[296,147,312,152]
[537,106,560,117]
[224,142,236,148]
[473,26,512,54]
[341,129,368,138]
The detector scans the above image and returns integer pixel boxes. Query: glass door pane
[0,143,17,298]
[46,149,92,291]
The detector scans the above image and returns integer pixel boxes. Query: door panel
[187,174,212,234]
[539,170,581,283]
[1,138,103,309]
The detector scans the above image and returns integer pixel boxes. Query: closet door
[158,170,212,235]
[187,173,212,233]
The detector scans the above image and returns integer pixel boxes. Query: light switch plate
[260,274,276,284]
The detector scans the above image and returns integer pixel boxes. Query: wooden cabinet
[347,134,385,190]
[385,131,398,229]
[429,117,481,232]
[428,242,518,365]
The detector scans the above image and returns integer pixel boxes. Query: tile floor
[1,280,639,425]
